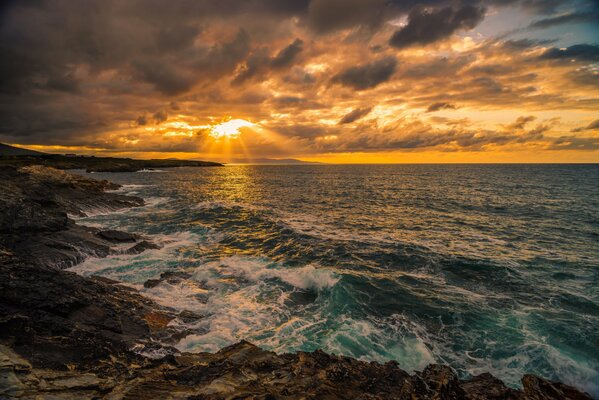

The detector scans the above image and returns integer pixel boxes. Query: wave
[193,200,266,212]
[192,256,339,291]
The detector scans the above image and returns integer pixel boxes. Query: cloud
[339,107,372,124]
[231,48,271,86]
[133,61,196,96]
[389,5,485,49]
[548,136,599,150]
[528,11,599,29]
[426,102,457,112]
[539,44,599,62]
[572,119,599,132]
[332,57,397,90]
[507,115,536,130]
[0,0,597,159]
[136,115,148,126]
[271,39,304,69]
[501,38,556,50]
[401,55,474,79]
[233,38,304,85]
[306,0,389,33]
[153,110,168,124]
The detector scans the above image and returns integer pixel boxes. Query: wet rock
[521,374,592,400]
[143,271,192,288]
[143,278,162,289]
[0,166,144,268]
[462,372,519,399]
[127,240,161,254]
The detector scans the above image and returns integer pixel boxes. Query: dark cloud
[231,48,271,86]
[501,38,556,50]
[339,107,372,124]
[528,11,599,29]
[566,67,599,88]
[306,0,389,33]
[136,115,148,126]
[44,72,81,94]
[401,55,474,79]
[153,110,168,124]
[332,57,397,90]
[389,5,485,49]
[133,61,196,96]
[154,25,201,53]
[271,39,304,69]
[233,38,304,85]
[539,44,599,62]
[548,136,599,150]
[508,115,536,130]
[426,102,457,112]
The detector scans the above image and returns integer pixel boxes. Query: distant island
[0,143,222,172]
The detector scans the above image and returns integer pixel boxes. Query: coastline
[0,165,593,399]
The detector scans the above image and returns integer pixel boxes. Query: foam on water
[70,230,201,283]
[191,256,339,291]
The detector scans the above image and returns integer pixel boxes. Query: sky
[0,0,598,163]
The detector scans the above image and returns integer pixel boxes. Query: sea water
[69,164,599,396]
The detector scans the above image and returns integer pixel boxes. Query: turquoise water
[70,164,599,396]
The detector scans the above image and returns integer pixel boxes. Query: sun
[209,119,254,139]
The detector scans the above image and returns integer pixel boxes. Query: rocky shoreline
[0,166,593,399]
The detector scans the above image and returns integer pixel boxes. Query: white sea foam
[68,230,200,282]
[193,200,265,212]
[191,256,339,291]
[107,184,154,194]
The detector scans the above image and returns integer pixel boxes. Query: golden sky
[1,0,598,163]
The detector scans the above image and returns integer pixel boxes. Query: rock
[521,375,593,400]
[127,240,161,254]
[144,271,192,288]
[0,166,144,268]
[97,229,139,243]
[462,372,519,399]
[143,278,162,289]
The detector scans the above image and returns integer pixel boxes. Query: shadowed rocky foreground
[0,166,593,399]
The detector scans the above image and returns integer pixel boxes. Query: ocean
[69,164,599,396]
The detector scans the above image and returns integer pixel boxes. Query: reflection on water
[71,164,599,396]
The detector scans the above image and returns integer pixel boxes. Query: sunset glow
[209,119,254,139]
[0,1,597,163]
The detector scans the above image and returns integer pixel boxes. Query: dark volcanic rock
[0,259,174,371]
[144,270,192,288]
[0,166,150,268]
[97,229,139,243]
[127,240,161,254]
[462,372,520,399]
[521,375,592,400]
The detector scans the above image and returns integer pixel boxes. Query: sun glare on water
[209,119,254,139]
